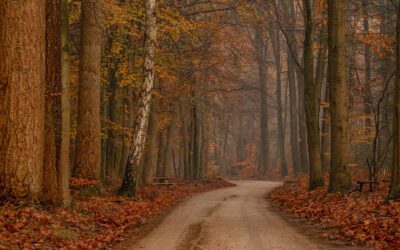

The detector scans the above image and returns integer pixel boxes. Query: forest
[1,0,400,249]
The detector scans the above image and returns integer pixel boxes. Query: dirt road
[130,181,336,250]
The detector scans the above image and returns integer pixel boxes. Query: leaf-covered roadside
[268,178,400,249]
[0,179,233,249]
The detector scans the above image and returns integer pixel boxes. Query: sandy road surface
[129,181,338,250]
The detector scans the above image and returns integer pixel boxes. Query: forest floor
[126,180,349,250]
[0,179,233,249]
[269,175,400,249]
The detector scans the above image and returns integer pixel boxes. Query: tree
[389,2,400,200]
[270,26,288,176]
[303,0,324,190]
[0,0,46,199]
[60,0,72,207]
[74,0,103,180]
[328,0,352,192]
[254,27,270,175]
[43,0,68,204]
[119,0,157,197]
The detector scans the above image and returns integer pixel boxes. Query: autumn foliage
[269,177,400,249]
[0,179,233,249]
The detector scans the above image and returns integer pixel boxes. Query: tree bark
[43,0,62,203]
[74,0,103,180]
[119,0,157,197]
[328,0,352,192]
[60,0,72,207]
[0,0,46,200]
[303,0,324,190]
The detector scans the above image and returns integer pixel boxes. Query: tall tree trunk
[74,0,103,180]
[362,0,374,167]
[60,0,72,207]
[303,0,324,190]
[200,115,208,179]
[288,52,301,175]
[43,0,62,203]
[328,0,352,192]
[181,105,191,180]
[321,81,331,171]
[271,27,288,176]
[119,0,157,197]
[191,91,202,179]
[315,29,329,172]
[284,0,310,172]
[161,106,179,177]
[389,2,400,200]
[0,0,46,199]
[254,28,270,175]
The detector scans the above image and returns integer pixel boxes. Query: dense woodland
[1,0,400,208]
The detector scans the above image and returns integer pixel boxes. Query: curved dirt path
[129,181,339,250]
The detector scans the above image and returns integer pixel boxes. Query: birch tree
[119,0,157,197]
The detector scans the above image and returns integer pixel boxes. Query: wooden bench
[354,180,378,192]
[153,177,177,186]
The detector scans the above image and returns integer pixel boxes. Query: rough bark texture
[0,0,46,199]
[119,0,157,197]
[328,0,352,192]
[60,0,72,207]
[389,3,400,200]
[43,0,62,203]
[303,0,324,190]
[74,0,103,179]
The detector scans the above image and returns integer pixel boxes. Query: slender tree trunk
[60,0,72,207]
[288,52,301,174]
[303,0,324,190]
[43,0,62,203]
[362,0,374,167]
[0,0,46,200]
[328,0,352,192]
[314,29,329,172]
[389,3,400,200]
[221,121,230,175]
[119,0,157,197]
[74,0,103,180]
[200,114,208,179]
[192,93,202,179]
[285,0,310,172]
[321,81,331,171]
[271,27,288,176]
[161,106,179,177]
[254,28,270,175]
[181,105,191,180]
